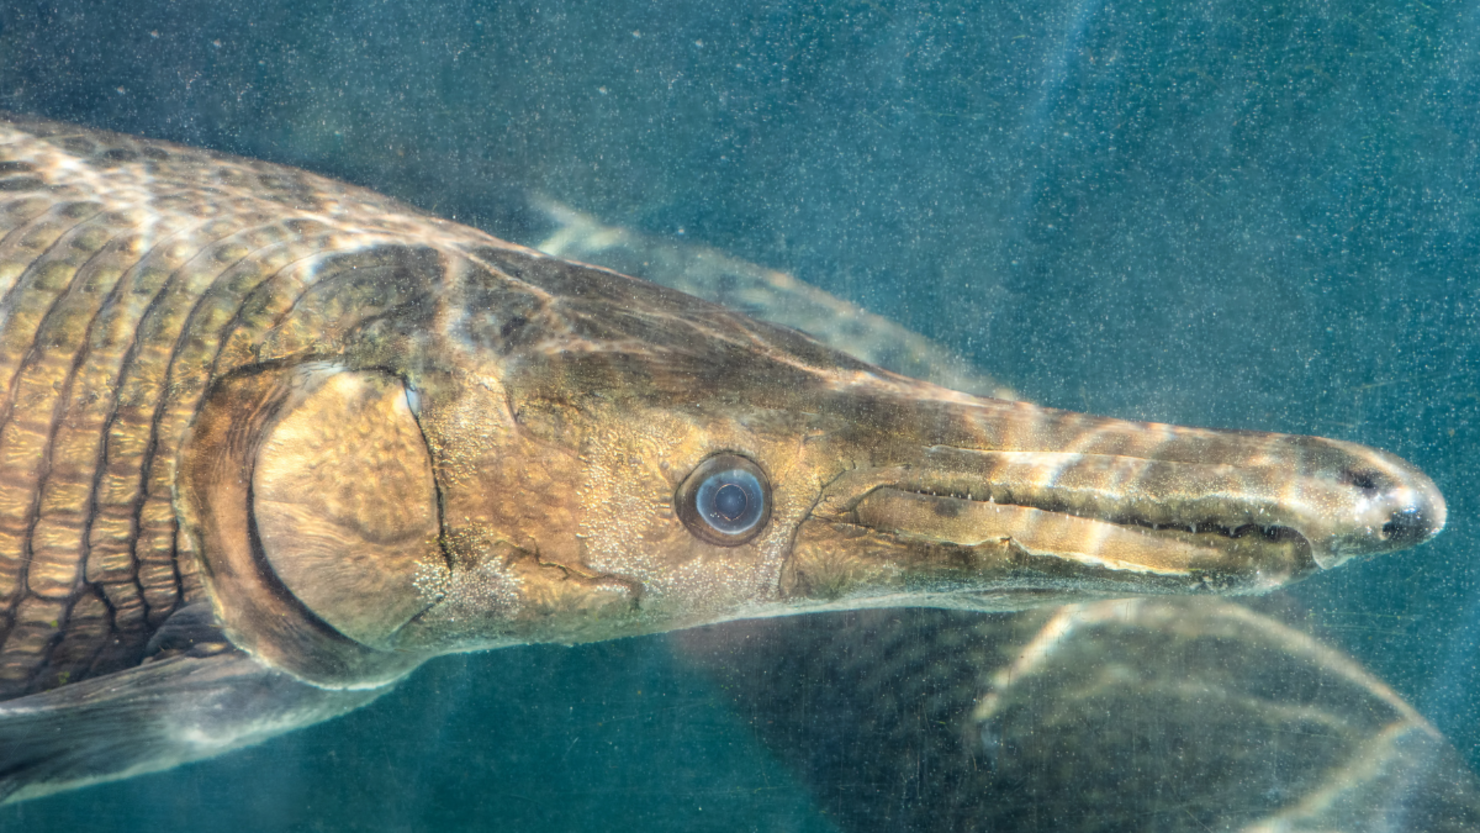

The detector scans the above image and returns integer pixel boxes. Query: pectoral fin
[0,645,386,805]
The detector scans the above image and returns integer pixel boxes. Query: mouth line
[873,485,1308,547]
[835,483,1320,581]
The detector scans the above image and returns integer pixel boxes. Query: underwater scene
[1,0,1479,830]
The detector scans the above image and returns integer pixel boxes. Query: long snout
[781,394,1444,608]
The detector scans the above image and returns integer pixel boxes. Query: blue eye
[678,454,772,546]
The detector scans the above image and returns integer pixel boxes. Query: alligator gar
[0,114,1445,802]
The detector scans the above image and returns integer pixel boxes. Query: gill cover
[180,363,440,688]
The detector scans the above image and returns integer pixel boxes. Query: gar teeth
[899,481,1297,546]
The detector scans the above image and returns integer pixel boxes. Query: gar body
[0,115,1445,801]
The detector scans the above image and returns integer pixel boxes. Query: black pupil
[713,483,748,521]
[680,455,770,544]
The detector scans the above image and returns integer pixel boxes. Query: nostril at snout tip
[1381,493,1446,548]
[1381,509,1424,546]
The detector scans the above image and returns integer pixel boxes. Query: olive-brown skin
[0,114,1444,700]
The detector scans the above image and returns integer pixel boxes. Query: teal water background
[2,1,1478,829]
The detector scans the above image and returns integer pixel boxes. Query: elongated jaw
[781,400,1445,609]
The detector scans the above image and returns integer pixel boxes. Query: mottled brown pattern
[0,116,1458,811]
[0,114,930,698]
[0,113,1445,702]
[0,115,520,696]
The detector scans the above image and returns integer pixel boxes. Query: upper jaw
[780,421,1445,607]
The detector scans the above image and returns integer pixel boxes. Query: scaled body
[0,115,1446,803]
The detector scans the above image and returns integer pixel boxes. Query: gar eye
[677,453,772,546]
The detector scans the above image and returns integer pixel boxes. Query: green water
[2,0,1477,829]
